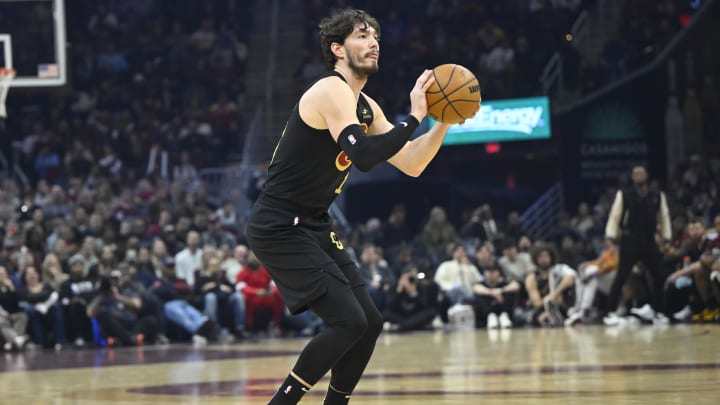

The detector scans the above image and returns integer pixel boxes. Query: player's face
[344,23,379,76]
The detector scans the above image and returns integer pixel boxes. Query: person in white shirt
[215,200,237,228]
[498,238,536,284]
[221,244,249,284]
[434,244,483,306]
[174,231,203,286]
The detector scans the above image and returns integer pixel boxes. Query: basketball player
[245,9,479,405]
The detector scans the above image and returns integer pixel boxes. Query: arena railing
[519,182,565,241]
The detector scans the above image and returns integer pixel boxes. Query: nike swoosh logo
[400,122,408,127]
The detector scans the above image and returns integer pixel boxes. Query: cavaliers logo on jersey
[335,151,352,171]
[334,123,368,172]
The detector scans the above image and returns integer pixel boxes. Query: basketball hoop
[0,68,16,118]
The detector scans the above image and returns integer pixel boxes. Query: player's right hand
[408,69,435,122]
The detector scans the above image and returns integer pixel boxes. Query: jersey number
[330,232,344,250]
[334,173,349,195]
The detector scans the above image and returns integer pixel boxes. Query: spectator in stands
[383,265,439,333]
[0,189,18,224]
[474,242,497,269]
[571,202,595,238]
[504,211,526,241]
[41,252,68,291]
[473,260,519,329]
[235,251,284,333]
[150,239,170,275]
[711,257,720,320]
[215,200,238,230]
[175,230,202,286]
[59,254,95,347]
[202,214,237,248]
[565,238,619,326]
[461,205,498,242]
[558,235,587,269]
[422,206,457,265]
[97,245,117,277]
[77,236,100,276]
[173,151,200,189]
[0,265,29,350]
[357,243,396,312]
[664,219,709,272]
[498,238,536,285]
[33,144,62,182]
[434,244,483,306]
[18,265,66,349]
[222,244,249,284]
[550,212,583,247]
[86,271,158,346]
[378,204,412,252]
[151,257,215,345]
[194,256,247,339]
[132,247,157,288]
[666,220,720,321]
[525,244,578,327]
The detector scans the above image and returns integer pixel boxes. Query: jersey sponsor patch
[335,151,352,171]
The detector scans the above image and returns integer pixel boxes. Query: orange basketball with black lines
[426,64,481,124]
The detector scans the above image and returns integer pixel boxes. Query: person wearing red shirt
[236,251,284,331]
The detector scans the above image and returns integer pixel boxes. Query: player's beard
[348,51,379,77]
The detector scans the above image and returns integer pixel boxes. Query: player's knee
[342,311,369,340]
[364,306,383,338]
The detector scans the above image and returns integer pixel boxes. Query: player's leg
[269,274,370,405]
[323,272,383,404]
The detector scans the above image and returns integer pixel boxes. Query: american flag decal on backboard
[38,63,59,78]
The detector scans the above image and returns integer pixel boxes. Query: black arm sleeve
[336,115,419,172]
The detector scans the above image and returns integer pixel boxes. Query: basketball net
[0,68,16,118]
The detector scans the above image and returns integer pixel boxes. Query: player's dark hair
[318,9,381,69]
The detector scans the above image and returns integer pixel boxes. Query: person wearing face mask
[235,251,284,334]
[604,165,672,326]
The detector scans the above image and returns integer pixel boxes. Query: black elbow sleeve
[337,116,419,172]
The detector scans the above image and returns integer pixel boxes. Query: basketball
[426,64,481,124]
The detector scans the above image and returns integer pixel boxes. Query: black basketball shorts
[245,200,364,314]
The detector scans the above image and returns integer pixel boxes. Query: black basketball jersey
[261,71,374,216]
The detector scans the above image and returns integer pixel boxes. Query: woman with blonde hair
[41,253,68,291]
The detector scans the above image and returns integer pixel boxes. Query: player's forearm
[393,122,450,176]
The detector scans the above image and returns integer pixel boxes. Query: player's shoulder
[305,74,352,98]
[359,91,379,106]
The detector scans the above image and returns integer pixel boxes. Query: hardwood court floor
[1,325,718,404]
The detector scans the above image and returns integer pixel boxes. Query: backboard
[0,0,66,87]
